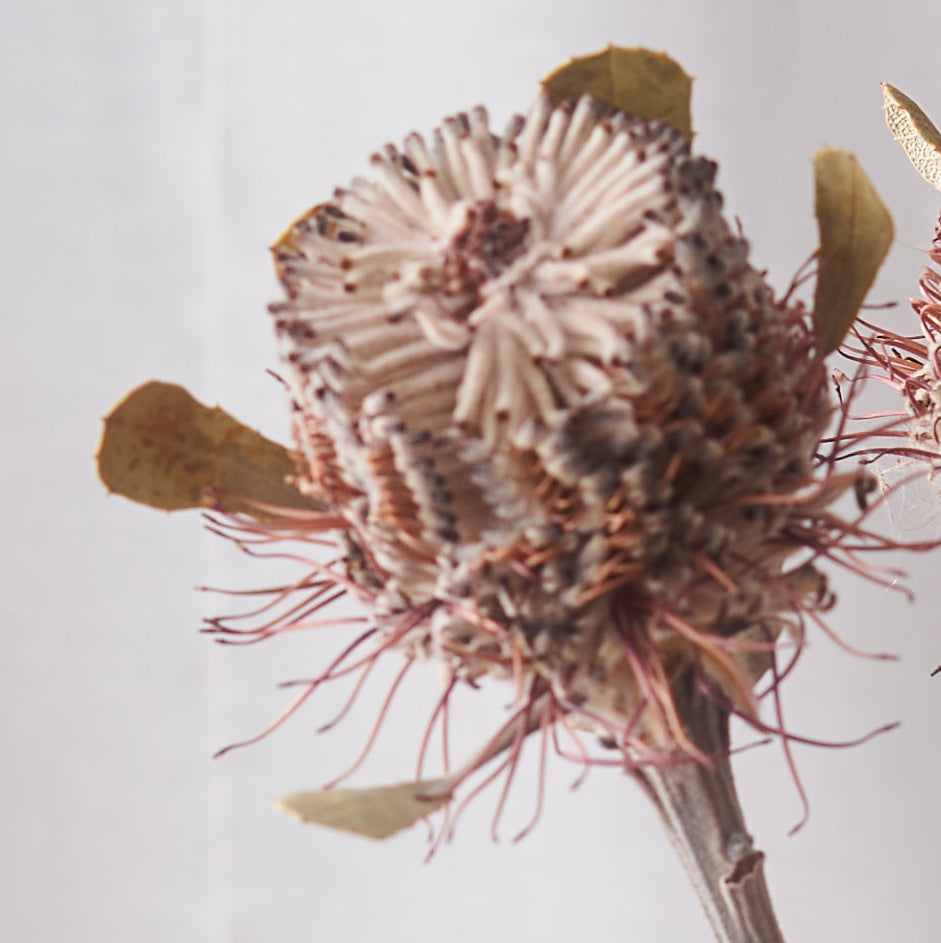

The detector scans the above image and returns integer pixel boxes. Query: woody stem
[631,672,786,943]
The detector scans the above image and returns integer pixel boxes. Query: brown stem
[631,673,786,943]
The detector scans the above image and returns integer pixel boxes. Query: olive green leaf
[96,380,322,517]
[276,778,454,840]
[882,82,941,192]
[812,148,894,354]
[542,45,693,140]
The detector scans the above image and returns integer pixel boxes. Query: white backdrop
[3,1,940,940]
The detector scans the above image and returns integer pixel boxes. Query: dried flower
[852,213,941,471]
[240,92,870,787]
[94,55,933,943]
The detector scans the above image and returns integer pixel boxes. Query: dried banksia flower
[258,92,852,773]
[95,54,933,943]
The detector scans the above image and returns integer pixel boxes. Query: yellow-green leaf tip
[542,45,693,140]
[812,148,893,354]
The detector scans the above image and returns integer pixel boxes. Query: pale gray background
[3,1,940,940]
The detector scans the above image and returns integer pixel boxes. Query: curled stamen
[511,697,553,842]
[322,656,416,789]
[416,670,458,780]
[212,627,379,758]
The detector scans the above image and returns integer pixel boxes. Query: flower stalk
[633,671,784,943]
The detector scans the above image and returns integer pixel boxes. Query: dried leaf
[882,82,941,192]
[813,148,894,354]
[542,45,693,140]
[276,778,453,839]
[96,380,322,516]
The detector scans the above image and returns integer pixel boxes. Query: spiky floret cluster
[253,92,857,764]
[853,213,941,469]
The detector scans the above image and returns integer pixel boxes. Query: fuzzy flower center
[439,200,531,302]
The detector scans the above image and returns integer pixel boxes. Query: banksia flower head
[258,89,854,780]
